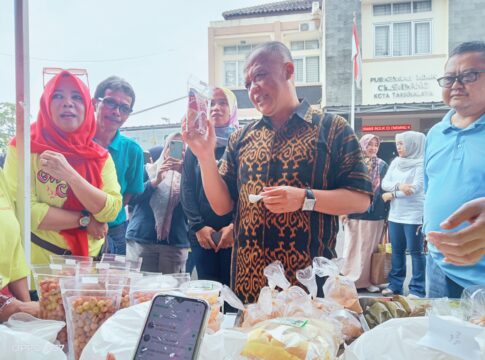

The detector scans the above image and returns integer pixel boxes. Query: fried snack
[39,278,68,346]
[471,315,485,326]
[328,309,364,341]
[68,296,117,360]
[240,317,342,360]
[324,276,363,314]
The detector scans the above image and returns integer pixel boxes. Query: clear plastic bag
[296,265,317,298]
[185,76,211,136]
[32,263,78,348]
[5,312,65,344]
[313,257,363,314]
[264,261,291,291]
[60,276,123,360]
[49,255,93,266]
[461,286,485,326]
[100,254,143,272]
[240,317,343,360]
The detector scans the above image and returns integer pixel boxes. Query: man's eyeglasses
[436,70,485,88]
[98,97,133,115]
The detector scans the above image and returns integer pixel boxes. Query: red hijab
[11,70,108,256]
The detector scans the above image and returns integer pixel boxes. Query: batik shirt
[220,100,372,303]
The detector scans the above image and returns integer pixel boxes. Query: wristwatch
[301,188,316,211]
[79,210,91,230]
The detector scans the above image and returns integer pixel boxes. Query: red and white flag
[352,15,362,89]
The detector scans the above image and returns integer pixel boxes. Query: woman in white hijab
[381,131,426,297]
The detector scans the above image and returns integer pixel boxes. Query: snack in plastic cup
[180,280,222,305]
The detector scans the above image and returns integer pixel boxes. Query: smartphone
[133,294,209,360]
[211,231,222,246]
[169,140,184,160]
[143,151,152,164]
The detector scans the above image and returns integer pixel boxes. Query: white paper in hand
[418,313,484,360]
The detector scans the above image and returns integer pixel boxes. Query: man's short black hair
[94,76,136,109]
[450,41,485,60]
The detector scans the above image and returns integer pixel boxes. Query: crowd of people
[0,40,485,321]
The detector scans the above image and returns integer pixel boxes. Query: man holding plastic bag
[183,41,372,303]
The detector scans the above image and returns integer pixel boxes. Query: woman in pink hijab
[341,134,390,292]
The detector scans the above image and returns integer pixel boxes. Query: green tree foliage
[0,102,16,153]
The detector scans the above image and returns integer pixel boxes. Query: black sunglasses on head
[98,97,133,115]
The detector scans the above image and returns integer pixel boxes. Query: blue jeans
[388,221,426,297]
[190,243,232,286]
[105,221,128,255]
[426,254,464,298]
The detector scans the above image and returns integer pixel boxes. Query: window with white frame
[373,1,431,16]
[222,43,259,88]
[290,40,320,84]
[374,21,431,57]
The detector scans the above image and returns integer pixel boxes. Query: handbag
[370,221,392,286]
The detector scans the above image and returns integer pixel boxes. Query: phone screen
[169,140,184,160]
[133,295,208,360]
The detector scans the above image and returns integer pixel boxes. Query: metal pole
[350,61,355,130]
[15,0,31,271]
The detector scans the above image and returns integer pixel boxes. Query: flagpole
[351,61,355,131]
[350,12,356,131]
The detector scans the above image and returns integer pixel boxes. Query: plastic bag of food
[328,309,364,341]
[60,276,123,360]
[185,76,211,136]
[100,254,143,272]
[49,255,93,266]
[296,265,317,298]
[264,261,291,291]
[313,257,363,314]
[181,280,223,332]
[240,317,343,360]
[32,264,78,348]
[461,286,485,326]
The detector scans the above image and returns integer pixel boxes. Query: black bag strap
[31,232,72,256]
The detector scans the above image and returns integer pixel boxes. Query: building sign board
[362,124,412,132]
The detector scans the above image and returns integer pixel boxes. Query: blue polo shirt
[106,130,145,227]
[424,109,485,288]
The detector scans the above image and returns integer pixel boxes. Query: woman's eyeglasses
[437,70,485,88]
[98,97,133,115]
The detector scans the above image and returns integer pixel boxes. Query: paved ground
[336,224,412,297]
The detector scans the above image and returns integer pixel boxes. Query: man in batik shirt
[184,41,372,303]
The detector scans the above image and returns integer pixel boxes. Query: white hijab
[394,131,425,171]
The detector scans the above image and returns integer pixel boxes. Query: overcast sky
[0,0,267,127]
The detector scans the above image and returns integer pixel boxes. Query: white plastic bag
[0,325,66,360]
[343,317,485,360]
[5,312,65,343]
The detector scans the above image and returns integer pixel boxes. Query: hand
[195,226,217,250]
[164,157,183,173]
[216,223,234,252]
[427,197,485,265]
[382,192,394,202]
[182,117,216,162]
[260,186,306,214]
[39,150,76,183]
[86,216,108,240]
[340,215,349,225]
[106,354,116,360]
[0,299,39,322]
[399,184,415,196]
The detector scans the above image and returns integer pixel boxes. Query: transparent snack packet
[185,76,211,136]
[100,254,143,272]
[60,276,122,360]
[313,257,363,313]
[32,263,78,349]
[49,255,93,266]
[263,261,291,291]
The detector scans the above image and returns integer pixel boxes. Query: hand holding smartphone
[168,140,184,160]
[133,294,209,360]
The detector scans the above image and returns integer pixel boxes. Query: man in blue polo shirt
[93,76,144,255]
[424,41,485,297]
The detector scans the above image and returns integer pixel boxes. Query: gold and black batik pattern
[220,100,372,304]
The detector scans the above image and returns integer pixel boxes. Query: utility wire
[131,95,188,116]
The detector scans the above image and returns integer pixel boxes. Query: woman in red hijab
[4,70,122,264]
